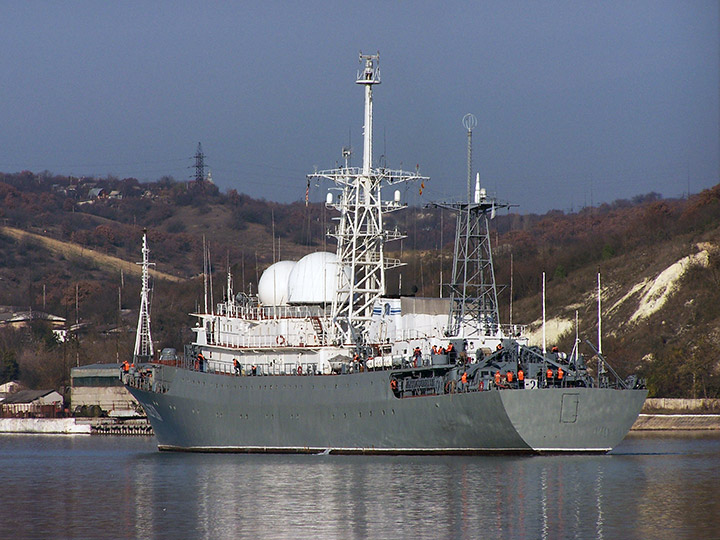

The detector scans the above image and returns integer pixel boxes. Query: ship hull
[127,366,646,454]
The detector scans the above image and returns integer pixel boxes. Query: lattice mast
[193,142,206,183]
[133,230,155,362]
[437,115,508,339]
[308,53,428,345]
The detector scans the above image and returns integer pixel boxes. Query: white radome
[288,252,348,304]
[257,260,296,306]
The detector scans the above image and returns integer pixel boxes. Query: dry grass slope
[0,226,184,283]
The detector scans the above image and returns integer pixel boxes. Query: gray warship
[125,53,647,453]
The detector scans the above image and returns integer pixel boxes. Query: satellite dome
[288,252,349,304]
[257,260,296,306]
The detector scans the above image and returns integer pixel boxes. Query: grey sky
[1,1,718,213]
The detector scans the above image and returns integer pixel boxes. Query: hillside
[0,170,719,398]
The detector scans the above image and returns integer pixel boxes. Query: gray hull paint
[128,366,646,454]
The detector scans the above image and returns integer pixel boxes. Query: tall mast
[133,230,155,362]
[435,114,510,339]
[308,52,428,345]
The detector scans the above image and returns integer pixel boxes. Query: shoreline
[631,413,720,431]
[0,417,152,436]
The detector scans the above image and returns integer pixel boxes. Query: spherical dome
[257,260,296,306]
[288,252,349,304]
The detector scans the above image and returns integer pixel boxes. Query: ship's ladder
[311,316,326,345]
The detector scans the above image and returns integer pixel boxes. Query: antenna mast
[434,114,509,338]
[308,52,428,345]
[464,113,476,203]
[133,230,155,362]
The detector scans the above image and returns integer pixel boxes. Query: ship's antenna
[509,252,514,327]
[133,229,155,363]
[463,113,477,203]
[574,309,579,368]
[439,208,443,298]
[597,270,602,355]
[208,245,214,315]
[597,269,604,376]
[203,235,208,314]
[226,251,233,307]
[542,271,547,355]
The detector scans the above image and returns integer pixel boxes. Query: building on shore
[70,363,141,417]
[1,389,63,417]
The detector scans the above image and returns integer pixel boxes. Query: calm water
[1,432,719,540]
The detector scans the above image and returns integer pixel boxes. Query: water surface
[1,431,718,539]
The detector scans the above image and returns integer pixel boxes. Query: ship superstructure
[124,54,647,454]
[184,53,435,376]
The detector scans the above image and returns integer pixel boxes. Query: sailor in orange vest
[122,360,130,373]
[494,371,501,387]
[517,368,524,389]
[413,347,422,367]
[557,366,564,387]
[197,353,205,372]
[506,371,514,386]
[461,371,468,392]
[546,367,554,387]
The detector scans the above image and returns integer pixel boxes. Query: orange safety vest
[461,372,467,384]
[557,367,564,380]
[518,370,524,381]
[546,368,553,380]
[507,371,514,383]
[494,371,501,385]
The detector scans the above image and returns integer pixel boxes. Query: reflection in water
[1,432,719,539]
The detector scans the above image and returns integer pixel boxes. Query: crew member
[557,366,564,387]
[507,371,514,385]
[494,371,501,387]
[517,368,524,389]
[461,371,468,391]
[197,353,205,373]
[413,347,422,367]
[233,358,240,376]
[546,367,554,387]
